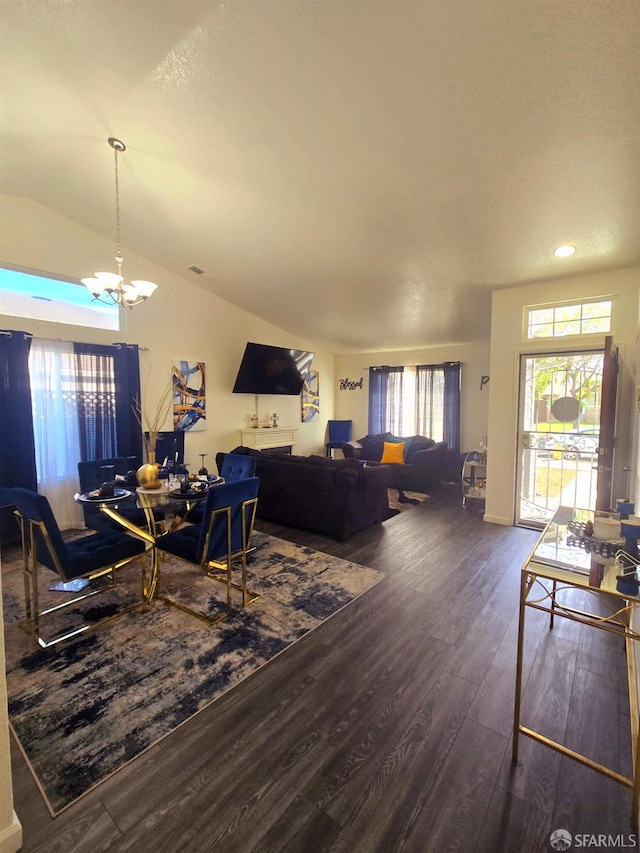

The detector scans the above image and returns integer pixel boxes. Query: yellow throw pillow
[380,441,405,464]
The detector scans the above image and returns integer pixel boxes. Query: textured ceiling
[1,0,639,353]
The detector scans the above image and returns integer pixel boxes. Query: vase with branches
[133,378,174,488]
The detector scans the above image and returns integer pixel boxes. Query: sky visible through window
[0,266,120,330]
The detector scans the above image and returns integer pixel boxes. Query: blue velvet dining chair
[325,420,353,457]
[189,453,258,526]
[219,452,257,482]
[9,487,152,648]
[148,430,187,473]
[77,457,165,536]
[156,477,260,624]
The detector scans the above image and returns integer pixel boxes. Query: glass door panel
[516,351,603,527]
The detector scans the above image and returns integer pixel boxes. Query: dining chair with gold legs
[156,477,260,624]
[9,487,153,648]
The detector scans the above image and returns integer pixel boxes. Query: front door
[596,336,619,511]
[515,345,616,527]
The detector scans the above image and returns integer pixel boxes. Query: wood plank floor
[9,485,638,852]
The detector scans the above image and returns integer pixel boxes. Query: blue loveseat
[341,433,448,493]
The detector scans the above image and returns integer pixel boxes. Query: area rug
[387,488,429,514]
[1,533,385,816]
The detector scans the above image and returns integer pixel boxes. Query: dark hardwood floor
[9,485,637,852]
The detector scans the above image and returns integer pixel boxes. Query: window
[28,339,120,528]
[416,366,445,441]
[368,362,460,450]
[526,300,611,340]
[0,265,120,331]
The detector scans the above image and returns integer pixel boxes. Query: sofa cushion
[405,437,435,462]
[380,441,405,464]
[359,437,385,462]
[303,455,360,470]
[386,434,412,454]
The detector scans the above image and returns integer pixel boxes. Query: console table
[513,505,640,825]
[240,427,298,453]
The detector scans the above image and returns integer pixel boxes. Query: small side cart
[462,450,486,512]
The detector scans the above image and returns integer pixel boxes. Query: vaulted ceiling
[2,0,639,353]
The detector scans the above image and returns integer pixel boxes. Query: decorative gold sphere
[136,463,161,489]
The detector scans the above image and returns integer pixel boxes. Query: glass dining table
[74,476,225,603]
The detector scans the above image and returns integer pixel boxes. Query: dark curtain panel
[113,343,142,465]
[443,361,461,452]
[368,367,390,434]
[0,329,37,544]
[73,344,118,461]
[73,343,142,465]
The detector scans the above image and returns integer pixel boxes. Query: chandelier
[82,137,158,308]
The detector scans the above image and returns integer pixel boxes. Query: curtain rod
[0,330,147,350]
[112,343,149,351]
[367,361,463,370]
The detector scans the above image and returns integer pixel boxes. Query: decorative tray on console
[566,520,623,559]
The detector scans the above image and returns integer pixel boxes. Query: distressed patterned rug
[387,488,429,514]
[1,532,385,816]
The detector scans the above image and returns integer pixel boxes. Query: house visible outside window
[525,300,611,340]
[0,265,120,331]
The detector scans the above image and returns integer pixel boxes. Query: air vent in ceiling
[187,265,205,275]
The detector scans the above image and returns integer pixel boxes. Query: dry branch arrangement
[133,375,173,461]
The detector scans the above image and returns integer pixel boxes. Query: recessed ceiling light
[554,245,576,258]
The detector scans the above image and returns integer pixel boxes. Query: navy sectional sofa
[216,448,393,541]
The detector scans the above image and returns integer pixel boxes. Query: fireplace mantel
[240,427,298,453]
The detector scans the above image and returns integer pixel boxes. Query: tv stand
[240,427,298,453]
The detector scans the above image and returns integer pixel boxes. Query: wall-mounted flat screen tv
[232,342,315,396]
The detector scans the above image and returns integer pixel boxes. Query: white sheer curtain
[416,366,445,441]
[29,339,84,529]
[401,365,416,433]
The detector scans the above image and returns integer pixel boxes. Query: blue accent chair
[325,420,353,457]
[9,487,151,648]
[156,477,260,622]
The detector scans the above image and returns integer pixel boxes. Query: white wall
[334,342,491,454]
[486,267,640,525]
[0,195,336,461]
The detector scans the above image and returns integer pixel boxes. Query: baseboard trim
[0,812,22,853]
[483,513,512,526]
